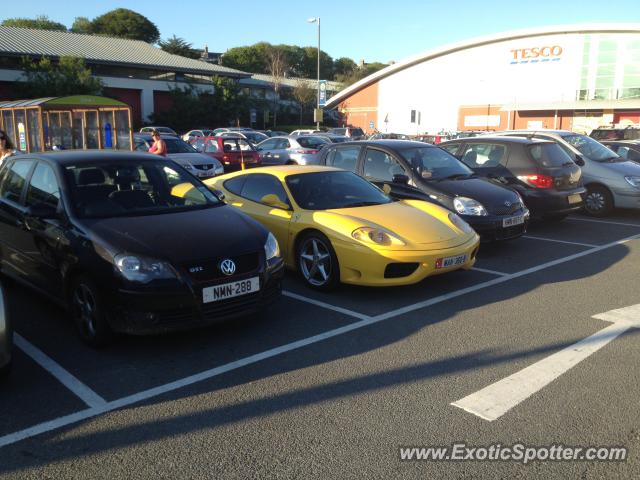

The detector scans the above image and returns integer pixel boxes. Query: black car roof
[443,135,554,145]
[333,139,429,148]
[18,150,161,166]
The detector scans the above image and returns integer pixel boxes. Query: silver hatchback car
[1,282,11,378]
[256,135,331,165]
[493,130,640,216]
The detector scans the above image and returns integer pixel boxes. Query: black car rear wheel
[297,232,339,291]
[70,276,113,347]
[584,185,613,217]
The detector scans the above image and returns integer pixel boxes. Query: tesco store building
[325,24,640,135]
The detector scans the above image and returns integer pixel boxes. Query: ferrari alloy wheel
[297,232,339,290]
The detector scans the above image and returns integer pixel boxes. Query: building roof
[324,23,640,109]
[0,95,128,109]
[0,25,250,78]
[240,74,342,91]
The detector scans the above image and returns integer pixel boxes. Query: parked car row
[0,125,630,357]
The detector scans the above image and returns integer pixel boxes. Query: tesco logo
[511,46,563,61]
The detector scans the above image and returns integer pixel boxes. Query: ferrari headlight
[448,213,474,234]
[114,254,177,283]
[264,232,281,260]
[625,176,640,188]
[453,196,488,216]
[352,227,405,246]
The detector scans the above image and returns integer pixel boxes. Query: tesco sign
[511,46,563,61]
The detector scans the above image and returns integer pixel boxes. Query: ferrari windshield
[286,171,392,210]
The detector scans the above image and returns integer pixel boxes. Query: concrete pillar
[140,88,155,123]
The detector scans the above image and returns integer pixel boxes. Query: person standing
[0,130,16,165]
[148,129,167,156]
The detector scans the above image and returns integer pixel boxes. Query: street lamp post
[307,17,320,130]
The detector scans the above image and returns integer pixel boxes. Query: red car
[190,136,261,172]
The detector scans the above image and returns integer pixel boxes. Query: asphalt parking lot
[1,212,640,478]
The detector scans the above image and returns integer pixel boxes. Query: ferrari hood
[326,200,474,249]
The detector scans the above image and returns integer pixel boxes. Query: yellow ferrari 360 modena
[205,166,480,290]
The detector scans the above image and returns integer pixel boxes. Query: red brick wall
[104,87,142,128]
[153,91,173,117]
[0,81,18,101]
[337,82,378,133]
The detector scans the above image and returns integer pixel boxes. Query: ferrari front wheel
[297,232,340,291]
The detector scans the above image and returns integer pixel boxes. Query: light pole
[307,17,320,130]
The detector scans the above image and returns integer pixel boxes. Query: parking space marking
[373,231,640,322]
[522,235,597,248]
[2,231,640,449]
[452,304,640,421]
[567,217,640,228]
[282,291,371,320]
[470,267,509,276]
[13,334,107,409]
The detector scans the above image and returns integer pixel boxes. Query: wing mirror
[260,194,290,210]
[574,154,586,167]
[392,174,410,184]
[211,189,226,201]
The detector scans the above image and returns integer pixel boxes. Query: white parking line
[282,291,370,320]
[13,334,107,409]
[522,235,597,248]
[470,267,509,276]
[567,217,640,228]
[2,231,640,449]
[452,304,640,421]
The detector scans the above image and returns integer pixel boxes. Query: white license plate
[435,254,467,269]
[568,193,582,204]
[202,277,260,303]
[197,171,210,177]
[503,214,525,228]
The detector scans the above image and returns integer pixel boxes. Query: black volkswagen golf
[318,140,530,241]
[0,151,284,346]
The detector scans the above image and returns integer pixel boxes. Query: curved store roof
[324,23,640,109]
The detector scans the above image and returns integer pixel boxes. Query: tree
[333,57,357,78]
[300,47,334,81]
[149,77,259,132]
[70,17,92,34]
[2,15,67,31]
[335,62,388,87]
[90,8,160,43]
[159,35,200,59]
[221,43,271,74]
[292,80,316,125]
[265,47,289,127]
[16,56,104,98]
[220,42,335,80]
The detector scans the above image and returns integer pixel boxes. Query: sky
[4,0,640,64]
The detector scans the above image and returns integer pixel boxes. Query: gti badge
[220,259,236,276]
[189,266,204,273]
